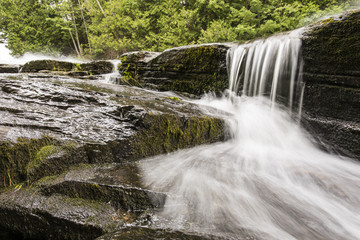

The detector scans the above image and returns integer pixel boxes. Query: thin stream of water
[139,30,360,240]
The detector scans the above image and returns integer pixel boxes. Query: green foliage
[0,0,356,58]
[0,0,90,56]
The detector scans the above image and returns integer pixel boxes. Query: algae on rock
[118,44,231,96]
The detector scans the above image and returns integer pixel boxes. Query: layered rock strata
[301,9,360,159]
[0,73,225,239]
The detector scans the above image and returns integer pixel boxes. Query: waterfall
[228,29,304,113]
[139,30,360,240]
[102,60,122,83]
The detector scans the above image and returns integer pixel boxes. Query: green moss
[22,60,74,73]
[117,46,229,95]
[120,55,127,62]
[62,196,105,211]
[26,145,61,175]
[74,63,82,71]
[303,10,360,76]
[35,175,60,185]
[316,17,334,26]
[165,96,181,101]
[0,136,57,187]
[0,137,88,188]
[159,46,223,73]
[128,113,224,160]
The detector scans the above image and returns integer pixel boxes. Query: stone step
[0,64,20,73]
[96,227,225,240]
[0,163,166,240]
[39,163,166,211]
[0,189,121,240]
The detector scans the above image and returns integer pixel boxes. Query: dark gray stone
[118,44,231,96]
[301,9,360,160]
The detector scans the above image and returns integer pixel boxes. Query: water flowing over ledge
[0,9,359,240]
[139,29,360,240]
[227,29,304,114]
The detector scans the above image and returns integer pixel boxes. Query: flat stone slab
[0,64,20,73]
[0,189,123,240]
[96,227,225,240]
[0,162,166,240]
[40,163,166,211]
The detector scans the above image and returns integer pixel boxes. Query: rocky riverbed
[0,71,225,239]
[0,9,359,240]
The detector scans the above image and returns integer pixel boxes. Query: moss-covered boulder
[0,74,225,188]
[302,9,360,83]
[22,60,75,73]
[118,44,231,96]
[79,61,114,75]
[301,9,360,159]
[21,60,114,76]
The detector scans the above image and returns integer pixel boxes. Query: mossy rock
[301,9,360,160]
[302,9,360,81]
[119,113,225,161]
[0,137,89,187]
[150,44,228,73]
[39,163,166,211]
[0,136,57,187]
[0,189,116,240]
[22,60,75,73]
[118,44,230,96]
[79,61,114,75]
[0,64,20,73]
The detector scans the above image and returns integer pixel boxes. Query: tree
[0,0,355,58]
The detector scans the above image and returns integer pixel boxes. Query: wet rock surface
[302,9,360,160]
[21,59,114,76]
[0,163,166,239]
[22,60,75,73]
[79,61,114,75]
[96,227,224,240]
[0,72,225,239]
[118,44,231,96]
[0,162,217,240]
[0,64,20,73]
[39,163,166,211]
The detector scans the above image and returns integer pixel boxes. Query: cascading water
[139,30,360,240]
[227,29,304,114]
[102,60,122,83]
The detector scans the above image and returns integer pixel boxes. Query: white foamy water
[139,31,360,239]
[140,95,360,240]
[102,60,122,83]
[227,29,304,113]
[0,43,85,64]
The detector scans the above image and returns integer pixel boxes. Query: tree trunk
[95,0,106,17]
[71,10,83,56]
[77,0,92,53]
[68,29,80,56]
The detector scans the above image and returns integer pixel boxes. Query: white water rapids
[139,31,360,240]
